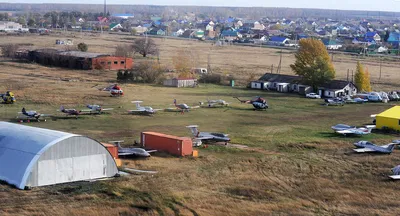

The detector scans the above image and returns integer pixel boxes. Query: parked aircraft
[234,96,268,110]
[324,98,344,106]
[186,125,230,144]
[128,101,162,115]
[165,99,199,114]
[331,124,375,136]
[199,99,229,108]
[110,140,157,157]
[17,108,50,122]
[99,84,124,97]
[0,91,16,104]
[389,165,400,179]
[80,104,114,114]
[343,96,368,104]
[353,140,400,153]
[59,106,81,118]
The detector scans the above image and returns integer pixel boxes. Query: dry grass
[0,33,400,215]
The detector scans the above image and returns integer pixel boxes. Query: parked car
[306,93,321,99]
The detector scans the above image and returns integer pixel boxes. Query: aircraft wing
[189,106,200,109]
[80,109,93,112]
[336,130,354,134]
[101,108,114,111]
[128,110,144,113]
[389,175,400,180]
[195,136,215,140]
[353,148,375,153]
[39,114,52,117]
[146,150,157,153]
[153,109,163,111]
[118,152,135,156]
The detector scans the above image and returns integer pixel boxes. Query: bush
[199,74,222,84]
[1,44,20,58]
[77,43,88,52]
[117,61,164,84]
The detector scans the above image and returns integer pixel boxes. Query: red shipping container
[141,132,193,156]
[101,143,119,159]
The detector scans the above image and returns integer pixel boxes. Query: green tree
[27,18,35,27]
[17,16,26,25]
[290,38,335,91]
[354,61,365,92]
[77,43,88,52]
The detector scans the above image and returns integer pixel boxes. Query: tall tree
[363,67,372,92]
[354,61,366,92]
[290,38,335,91]
[131,38,159,57]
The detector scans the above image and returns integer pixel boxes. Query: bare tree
[132,38,159,57]
[115,44,133,57]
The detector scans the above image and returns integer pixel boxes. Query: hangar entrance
[38,154,107,186]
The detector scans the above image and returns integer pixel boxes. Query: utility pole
[351,70,354,82]
[276,49,282,74]
[347,69,349,81]
[271,64,274,74]
[379,56,382,80]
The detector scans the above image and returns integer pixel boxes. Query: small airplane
[331,124,375,136]
[128,101,162,115]
[59,106,81,118]
[80,104,114,114]
[165,99,200,114]
[186,125,230,144]
[389,165,400,180]
[234,96,268,110]
[0,91,16,104]
[98,84,124,97]
[324,98,344,106]
[110,140,157,157]
[199,99,229,108]
[353,140,400,154]
[17,108,51,123]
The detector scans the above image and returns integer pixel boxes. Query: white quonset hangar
[0,122,118,189]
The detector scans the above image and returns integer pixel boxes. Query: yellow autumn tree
[172,49,194,78]
[364,67,372,92]
[290,38,335,91]
[354,61,365,92]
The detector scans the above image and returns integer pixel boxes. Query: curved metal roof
[0,122,77,189]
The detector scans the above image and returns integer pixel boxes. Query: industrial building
[376,106,400,131]
[0,122,118,189]
[26,49,133,70]
[163,78,198,88]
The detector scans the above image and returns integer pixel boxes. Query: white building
[0,122,118,189]
[0,21,23,32]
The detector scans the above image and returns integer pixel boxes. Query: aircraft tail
[387,144,396,153]
[60,106,65,112]
[186,125,199,137]
[22,107,27,115]
[174,99,177,105]
[366,125,376,133]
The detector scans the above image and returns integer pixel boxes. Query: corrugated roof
[58,51,110,58]
[258,73,302,83]
[0,122,77,189]
[377,106,400,119]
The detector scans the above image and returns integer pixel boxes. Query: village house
[0,21,23,32]
[250,73,357,98]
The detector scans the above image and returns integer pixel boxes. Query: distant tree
[173,50,194,78]
[132,38,159,57]
[115,44,133,57]
[354,61,365,92]
[1,44,20,59]
[364,67,372,92]
[77,43,88,52]
[17,16,26,25]
[130,60,164,83]
[290,38,335,91]
[131,28,137,35]
[27,18,35,27]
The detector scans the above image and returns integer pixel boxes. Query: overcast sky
[5,0,400,12]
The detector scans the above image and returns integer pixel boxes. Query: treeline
[2,3,400,20]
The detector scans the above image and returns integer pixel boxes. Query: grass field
[1,34,400,215]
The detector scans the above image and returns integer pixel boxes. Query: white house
[253,21,265,30]
[0,21,23,32]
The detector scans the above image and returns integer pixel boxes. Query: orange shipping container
[141,132,193,156]
[101,143,119,159]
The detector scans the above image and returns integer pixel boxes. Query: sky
[4,0,400,12]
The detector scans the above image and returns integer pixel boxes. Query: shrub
[77,43,88,52]
[1,44,20,58]
[117,61,164,84]
[199,74,222,84]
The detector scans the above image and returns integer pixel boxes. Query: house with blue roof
[221,29,242,40]
[387,32,400,45]
[322,39,343,50]
[267,36,289,46]
[365,32,381,43]
[352,37,376,45]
